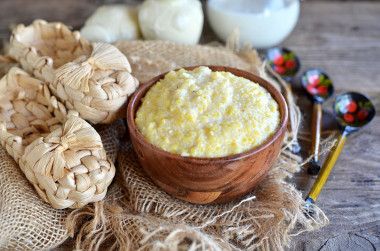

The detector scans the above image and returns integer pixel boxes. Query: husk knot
[54,43,132,93]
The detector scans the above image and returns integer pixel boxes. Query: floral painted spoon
[301,69,334,175]
[266,47,301,153]
[305,92,375,212]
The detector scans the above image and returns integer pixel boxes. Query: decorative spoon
[301,69,334,175]
[305,92,375,212]
[266,47,301,153]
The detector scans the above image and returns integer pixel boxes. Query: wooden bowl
[126,66,288,204]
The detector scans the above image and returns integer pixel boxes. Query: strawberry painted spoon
[301,69,334,175]
[266,47,301,153]
[305,92,375,212]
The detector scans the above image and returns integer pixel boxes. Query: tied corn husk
[66,40,328,251]
[9,19,139,124]
[0,67,115,209]
[0,38,330,250]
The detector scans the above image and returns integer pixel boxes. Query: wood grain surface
[282,2,380,250]
[0,0,379,250]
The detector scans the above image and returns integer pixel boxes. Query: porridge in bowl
[135,66,280,158]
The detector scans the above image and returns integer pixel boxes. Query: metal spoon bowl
[301,68,334,175]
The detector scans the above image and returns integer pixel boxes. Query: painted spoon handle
[306,133,347,203]
[308,103,322,175]
[285,82,301,153]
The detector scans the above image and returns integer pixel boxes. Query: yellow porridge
[135,66,280,157]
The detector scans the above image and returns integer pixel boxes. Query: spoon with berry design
[266,47,301,153]
[301,69,334,175]
[304,92,375,213]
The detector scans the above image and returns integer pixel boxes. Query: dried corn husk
[0,39,330,251]
[0,67,115,209]
[9,19,139,124]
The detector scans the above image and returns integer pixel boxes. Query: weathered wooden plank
[282,2,380,250]
[0,0,379,250]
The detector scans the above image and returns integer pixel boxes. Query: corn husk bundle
[0,67,115,209]
[0,39,330,250]
[9,19,139,124]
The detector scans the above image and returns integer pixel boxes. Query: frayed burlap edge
[0,31,331,250]
[0,118,125,250]
[62,40,331,251]
[65,140,330,251]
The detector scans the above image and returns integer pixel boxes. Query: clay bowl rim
[126,65,288,165]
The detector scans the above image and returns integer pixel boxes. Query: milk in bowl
[206,0,300,48]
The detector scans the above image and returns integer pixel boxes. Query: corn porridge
[135,66,280,157]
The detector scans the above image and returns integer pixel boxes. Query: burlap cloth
[0,40,329,250]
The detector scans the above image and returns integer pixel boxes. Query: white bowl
[206,0,300,49]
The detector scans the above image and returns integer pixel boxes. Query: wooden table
[1,1,379,250]
[282,2,380,250]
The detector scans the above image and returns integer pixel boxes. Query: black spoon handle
[308,103,322,175]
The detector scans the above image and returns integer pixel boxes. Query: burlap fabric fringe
[64,40,329,251]
[0,119,125,250]
[1,40,329,250]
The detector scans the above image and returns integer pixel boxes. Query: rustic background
[0,0,379,250]
[281,2,380,250]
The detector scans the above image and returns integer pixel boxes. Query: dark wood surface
[0,0,379,250]
[282,2,380,250]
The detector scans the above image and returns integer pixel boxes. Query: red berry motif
[308,75,319,86]
[273,54,285,66]
[317,85,328,95]
[357,109,368,120]
[285,59,296,70]
[274,66,286,75]
[307,84,318,95]
[346,101,358,113]
[343,113,355,123]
